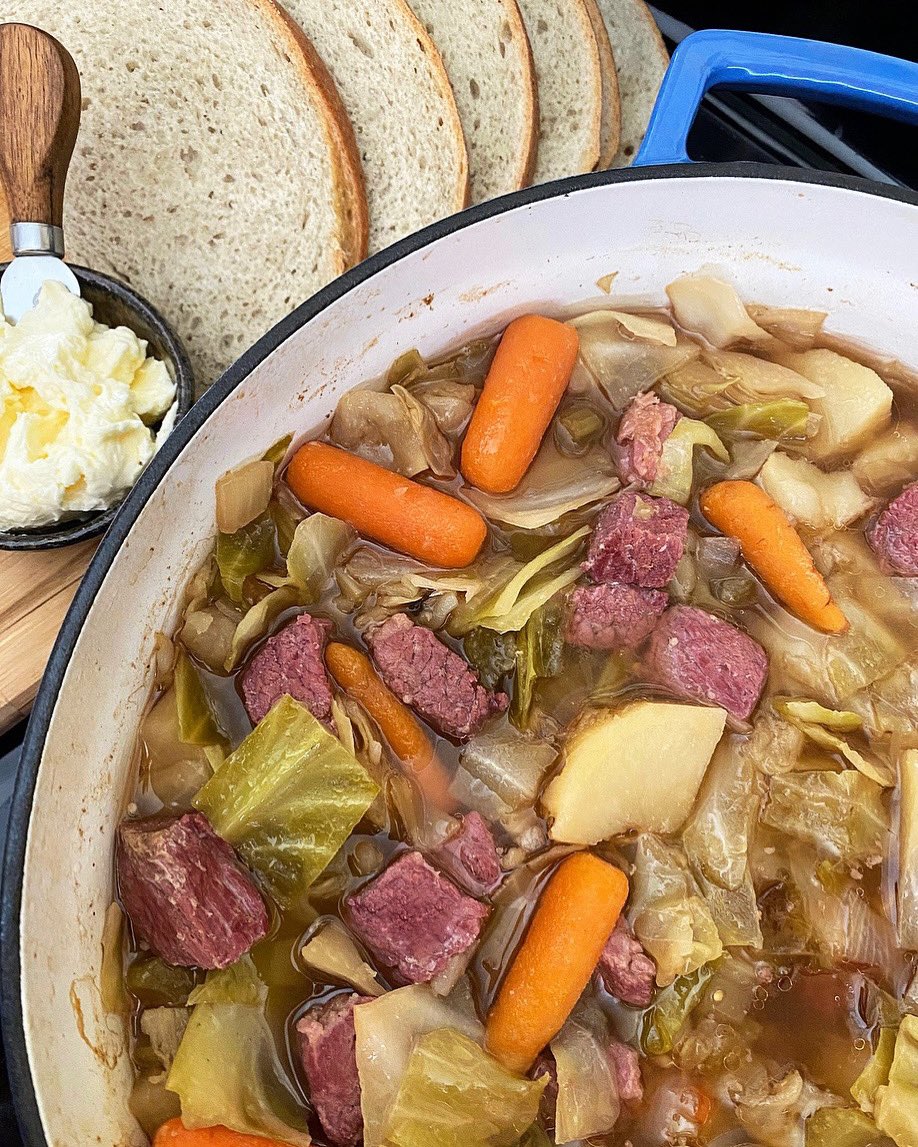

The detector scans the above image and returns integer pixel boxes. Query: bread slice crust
[583,0,622,167]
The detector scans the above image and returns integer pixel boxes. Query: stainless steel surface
[0,253,80,323]
[9,223,65,257]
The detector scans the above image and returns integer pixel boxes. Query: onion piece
[215,459,274,534]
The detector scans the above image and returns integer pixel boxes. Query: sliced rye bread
[516,0,603,182]
[281,0,469,253]
[409,0,538,201]
[583,0,621,167]
[592,0,669,165]
[0,0,366,386]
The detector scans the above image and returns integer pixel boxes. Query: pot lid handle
[636,28,918,167]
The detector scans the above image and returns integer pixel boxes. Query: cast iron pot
[3,30,918,1146]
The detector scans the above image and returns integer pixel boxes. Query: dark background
[1,1,916,1143]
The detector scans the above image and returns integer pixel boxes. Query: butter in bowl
[0,23,193,549]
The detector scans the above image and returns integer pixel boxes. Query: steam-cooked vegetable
[543,703,727,844]
[300,920,383,996]
[851,1026,897,1114]
[461,314,580,495]
[853,422,918,496]
[665,275,772,347]
[173,650,223,746]
[683,739,765,947]
[759,452,873,531]
[640,965,714,1056]
[382,1027,546,1147]
[728,1062,843,1147]
[551,1016,620,1141]
[455,528,588,634]
[593,309,678,346]
[573,310,699,410]
[746,303,826,347]
[354,986,484,1147]
[630,835,723,986]
[486,853,628,1072]
[898,750,918,948]
[326,642,456,811]
[215,513,277,603]
[215,459,274,535]
[139,689,215,807]
[458,716,556,811]
[223,585,299,672]
[330,384,455,478]
[706,399,812,441]
[748,585,906,706]
[287,442,487,569]
[510,599,565,728]
[773,698,862,730]
[141,1007,189,1077]
[762,770,889,866]
[772,698,894,787]
[180,600,242,672]
[704,350,826,399]
[648,418,729,505]
[875,1015,918,1146]
[193,696,379,909]
[555,403,605,453]
[264,512,357,601]
[743,709,804,775]
[701,481,847,633]
[166,956,311,1145]
[805,1108,884,1147]
[126,956,197,1008]
[776,349,893,463]
[152,1122,292,1146]
[466,438,618,530]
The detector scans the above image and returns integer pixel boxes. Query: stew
[111,273,918,1147]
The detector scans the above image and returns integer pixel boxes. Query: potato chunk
[542,702,727,844]
[778,349,892,462]
[759,451,873,530]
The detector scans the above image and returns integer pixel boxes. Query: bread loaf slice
[409,0,538,201]
[592,0,669,165]
[0,0,367,386]
[281,0,469,253]
[516,0,603,182]
[583,0,621,167]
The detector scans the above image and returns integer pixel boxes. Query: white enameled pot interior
[15,174,918,1145]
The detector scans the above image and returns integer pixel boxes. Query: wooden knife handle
[0,23,80,228]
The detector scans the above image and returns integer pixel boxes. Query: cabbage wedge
[551,1015,620,1142]
[649,417,729,505]
[630,835,723,986]
[466,439,618,530]
[166,956,311,1146]
[875,1015,918,1147]
[193,696,379,909]
[383,1027,546,1147]
[354,985,484,1147]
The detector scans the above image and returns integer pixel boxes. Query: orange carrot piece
[286,441,486,568]
[326,642,457,811]
[461,315,580,494]
[152,1119,288,1147]
[485,852,629,1073]
[700,479,848,634]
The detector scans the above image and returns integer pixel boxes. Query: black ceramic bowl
[0,263,194,551]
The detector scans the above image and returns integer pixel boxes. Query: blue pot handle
[635,28,918,167]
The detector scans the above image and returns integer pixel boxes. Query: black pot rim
[3,162,918,1146]
[0,263,194,551]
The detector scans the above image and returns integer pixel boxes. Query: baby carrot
[700,479,848,634]
[485,852,629,1073]
[326,642,457,811]
[286,441,487,568]
[152,1120,288,1147]
[461,315,580,494]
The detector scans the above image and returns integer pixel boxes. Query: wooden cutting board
[0,215,98,734]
